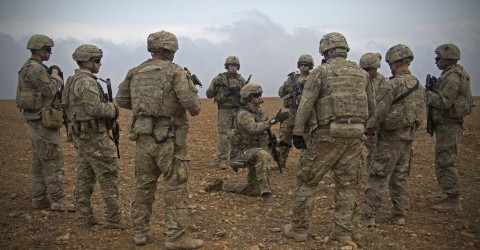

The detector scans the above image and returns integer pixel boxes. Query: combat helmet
[72,44,103,62]
[319,32,350,53]
[298,54,314,69]
[360,53,382,69]
[224,56,240,69]
[385,44,414,64]
[27,34,54,50]
[240,83,263,99]
[435,43,460,60]
[147,30,179,52]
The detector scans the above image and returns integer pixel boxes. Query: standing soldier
[277,54,314,169]
[116,30,203,249]
[359,53,388,173]
[63,44,125,229]
[361,44,426,226]
[283,32,374,244]
[427,43,472,213]
[16,34,74,212]
[206,56,247,170]
[204,83,289,207]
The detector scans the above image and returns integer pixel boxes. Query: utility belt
[317,117,365,138]
[128,115,176,143]
[68,119,108,137]
[218,105,238,109]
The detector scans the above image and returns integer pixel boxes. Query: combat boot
[389,215,405,225]
[103,221,129,230]
[134,233,149,245]
[78,216,99,229]
[283,224,308,242]
[219,159,228,170]
[204,179,223,192]
[360,216,376,227]
[432,195,463,213]
[32,199,50,209]
[262,193,279,208]
[165,235,204,250]
[50,199,75,212]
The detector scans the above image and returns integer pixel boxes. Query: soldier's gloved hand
[279,140,292,148]
[269,110,290,124]
[292,134,306,149]
[49,65,64,80]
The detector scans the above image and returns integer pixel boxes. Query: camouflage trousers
[278,113,295,167]
[291,126,362,237]
[362,137,412,218]
[225,148,275,196]
[73,132,120,223]
[27,119,65,205]
[434,123,463,196]
[131,134,190,240]
[278,111,311,168]
[216,107,239,161]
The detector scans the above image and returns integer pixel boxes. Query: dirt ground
[0,97,479,250]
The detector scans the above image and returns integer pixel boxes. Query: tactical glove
[292,134,306,149]
[269,109,290,124]
[49,65,64,80]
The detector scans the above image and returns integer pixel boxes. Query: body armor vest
[215,73,245,107]
[315,59,369,125]
[230,109,268,159]
[130,59,180,117]
[16,59,49,111]
[441,65,472,119]
[383,75,425,130]
[64,72,107,122]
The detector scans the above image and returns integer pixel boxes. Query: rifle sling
[392,80,419,105]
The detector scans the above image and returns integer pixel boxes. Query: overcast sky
[1,0,479,99]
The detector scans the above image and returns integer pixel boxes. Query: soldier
[361,44,426,226]
[63,44,126,229]
[16,34,74,212]
[277,54,314,169]
[206,56,247,170]
[116,30,203,249]
[427,43,472,213]
[204,83,288,207]
[359,53,388,173]
[283,32,374,244]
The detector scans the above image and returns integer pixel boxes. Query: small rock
[10,193,18,199]
[270,227,281,232]
[56,232,70,241]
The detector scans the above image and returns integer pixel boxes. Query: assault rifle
[218,74,252,106]
[266,110,290,173]
[267,129,282,173]
[287,72,303,114]
[46,65,69,133]
[184,67,202,88]
[425,74,438,137]
[99,78,121,159]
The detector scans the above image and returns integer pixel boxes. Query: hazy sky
[1,0,479,99]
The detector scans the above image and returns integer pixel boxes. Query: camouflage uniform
[205,83,281,208]
[16,34,67,210]
[426,43,472,212]
[285,33,374,243]
[223,107,275,196]
[277,54,314,168]
[116,30,202,248]
[361,44,426,224]
[359,53,388,175]
[206,56,247,167]
[64,44,122,227]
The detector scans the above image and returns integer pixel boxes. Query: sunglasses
[251,93,262,98]
[435,57,441,62]
[93,58,101,64]
[299,63,310,67]
[45,47,52,53]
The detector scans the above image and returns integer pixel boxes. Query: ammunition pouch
[41,108,63,129]
[70,119,108,138]
[16,89,42,111]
